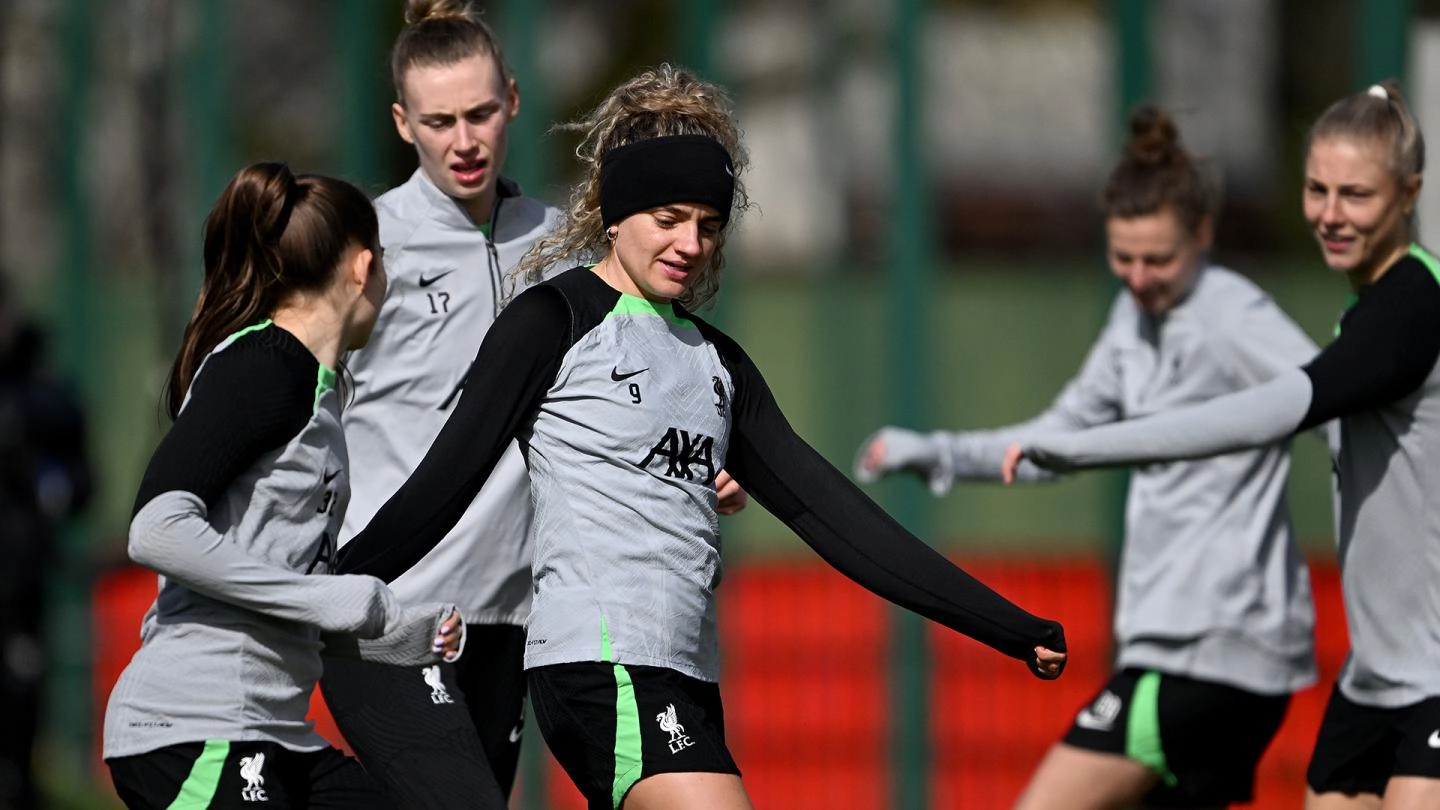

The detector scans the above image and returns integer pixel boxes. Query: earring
[606,227,618,241]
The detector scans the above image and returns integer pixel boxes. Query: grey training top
[340,170,559,623]
[105,324,452,759]
[931,265,1318,694]
[1023,246,1440,707]
[340,267,1066,683]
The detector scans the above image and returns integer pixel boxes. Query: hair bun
[405,0,469,26]
[1124,105,1182,168]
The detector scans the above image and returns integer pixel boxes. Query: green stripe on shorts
[611,663,643,808]
[601,616,644,808]
[1126,671,1178,787]
[166,740,229,809]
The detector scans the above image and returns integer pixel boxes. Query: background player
[1005,81,1440,810]
[857,105,1319,810]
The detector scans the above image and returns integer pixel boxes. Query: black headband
[599,135,736,227]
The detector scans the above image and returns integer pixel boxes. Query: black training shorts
[1307,685,1440,796]
[529,662,740,810]
[107,741,383,810]
[1062,668,1289,807]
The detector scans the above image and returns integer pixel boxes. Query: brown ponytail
[163,162,377,418]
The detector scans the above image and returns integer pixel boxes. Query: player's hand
[853,426,941,484]
[857,431,891,478]
[1001,443,1025,485]
[715,469,749,515]
[433,609,464,662]
[1030,646,1066,680]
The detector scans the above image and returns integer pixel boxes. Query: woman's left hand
[715,469,749,515]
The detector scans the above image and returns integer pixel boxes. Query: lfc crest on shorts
[422,665,454,704]
[239,753,268,802]
[657,704,694,754]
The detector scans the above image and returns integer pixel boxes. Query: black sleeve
[1301,260,1440,430]
[335,286,571,581]
[701,324,1066,673]
[131,334,316,516]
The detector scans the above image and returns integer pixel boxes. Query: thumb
[1001,443,1024,485]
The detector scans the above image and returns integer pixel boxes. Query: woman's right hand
[1030,646,1067,680]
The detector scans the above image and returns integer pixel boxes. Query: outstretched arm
[856,301,1126,493]
[1006,259,1440,479]
[705,325,1066,679]
[1001,368,1312,480]
[130,490,405,637]
[129,335,406,637]
[855,425,1062,491]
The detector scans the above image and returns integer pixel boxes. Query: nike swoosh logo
[508,725,522,743]
[323,469,341,484]
[611,366,648,381]
[1074,708,1113,732]
[418,270,455,287]
[1429,730,1440,749]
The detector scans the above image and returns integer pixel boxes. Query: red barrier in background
[93,555,1347,809]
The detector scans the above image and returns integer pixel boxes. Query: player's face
[607,204,724,303]
[393,53,517,224]
[1303,136,1418,287]
[1106,209,1209,315]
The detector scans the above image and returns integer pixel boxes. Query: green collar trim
[314,364,337,412]
[1336,243,1439,337]
[215,320,336,412]
[1409,242,1440,284]
[222,319,273,347]
[608,293,694,328]
[1332,295,1357,338]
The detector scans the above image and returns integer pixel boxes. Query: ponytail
[164,162,377,418]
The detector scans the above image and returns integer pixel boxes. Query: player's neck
[271,304,346,372]
[459,187,498,229]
